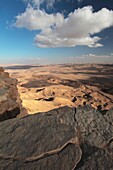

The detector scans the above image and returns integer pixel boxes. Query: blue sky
[0,0,113,65]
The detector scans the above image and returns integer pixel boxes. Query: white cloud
[14,5,63,30]
[110,53,113,55]
[14,5,113,48]
[60,54,113,65]
[23,0,58,8]
[82,53,96,57]
[88,54,95,57]
[82,54,112,58]
[23,0,43,7]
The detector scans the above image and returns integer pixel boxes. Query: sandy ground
[6,64,113,114]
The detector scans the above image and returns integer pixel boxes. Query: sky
[0,0,113,65]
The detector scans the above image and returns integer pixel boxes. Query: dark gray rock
[0,107,81,170]
[0,105,113,169]
[104,107,113,126]
[76,144,113,170]
[0,107,20,122]
[75,105,113,147]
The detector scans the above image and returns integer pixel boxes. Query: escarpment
[0,67,26,121]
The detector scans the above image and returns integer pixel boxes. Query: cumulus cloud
[14,5,63,30]
[14,5,113,48]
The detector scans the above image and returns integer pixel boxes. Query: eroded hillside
[6,64,113,114]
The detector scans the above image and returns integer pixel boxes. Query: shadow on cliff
[0,107,20,122]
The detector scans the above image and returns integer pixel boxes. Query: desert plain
[6,64,113,114]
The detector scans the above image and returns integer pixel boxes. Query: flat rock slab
[0,107,81,170]
[0,105,113,169]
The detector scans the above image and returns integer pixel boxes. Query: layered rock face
[0,105,112,169]
[0,67,23,121]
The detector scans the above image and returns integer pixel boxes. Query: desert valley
[6,64,113,114]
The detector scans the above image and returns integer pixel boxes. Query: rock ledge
[0,105,113,169]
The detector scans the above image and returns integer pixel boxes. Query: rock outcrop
[0,105,113,169]
[0,67,24,121]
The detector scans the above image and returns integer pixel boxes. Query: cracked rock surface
[0,105,113,169]
[75,105,113,147]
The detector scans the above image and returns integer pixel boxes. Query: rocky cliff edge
[0,67,25,121]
